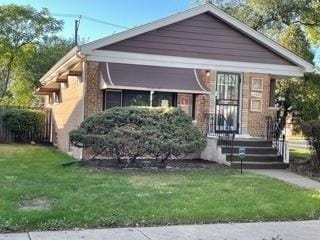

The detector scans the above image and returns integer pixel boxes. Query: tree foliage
[204,0,320,44]
[301,120,320,169]
[70,107,207,165]
[0,4,70,106]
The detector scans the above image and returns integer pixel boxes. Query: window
[104,90,191,116]
[177,93,195,120]
[269,79,276,107]
[152,92,177,107]
[123,90,150,107]
[53,91,61,104]
[104,90,122,110]
[48,93,53,105]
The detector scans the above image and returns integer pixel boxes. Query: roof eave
[39,46,84,85]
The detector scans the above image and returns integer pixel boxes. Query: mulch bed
[81,158,228,170]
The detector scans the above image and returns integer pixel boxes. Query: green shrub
[301,120,320,169]
[70,107,207,164]
[1,108,45,142]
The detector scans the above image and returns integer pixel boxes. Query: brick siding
[45,75,84,159]
[245,73,277,137]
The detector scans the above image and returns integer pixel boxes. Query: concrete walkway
[1,220,319,240]
[246,169,320,189]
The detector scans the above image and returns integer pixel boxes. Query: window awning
[100,62,210,94]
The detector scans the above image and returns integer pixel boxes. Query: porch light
[205,70,211,77]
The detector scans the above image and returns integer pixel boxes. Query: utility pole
[74,16,81,46]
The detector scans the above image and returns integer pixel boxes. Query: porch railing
[266,116,289,163]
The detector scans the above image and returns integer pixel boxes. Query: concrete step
[218,139,273,147]
[222,146,277,155]
[226,154,283,162]
[231,161,289,169]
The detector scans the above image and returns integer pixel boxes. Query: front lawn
[0,144,319,232]
[290,147,311,163]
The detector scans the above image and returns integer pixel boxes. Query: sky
[0,0,193,42]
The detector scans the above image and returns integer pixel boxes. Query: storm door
[215,73,241,133]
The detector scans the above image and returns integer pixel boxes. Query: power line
[52,13,130,29]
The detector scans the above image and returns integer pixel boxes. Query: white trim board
[102,85,209,94]
[87,50,305,77]
[80,4,313,72]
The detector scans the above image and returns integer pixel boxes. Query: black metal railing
[206,113,235,162]
[266,117,286,160]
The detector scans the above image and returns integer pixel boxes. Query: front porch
[203,112,289,169]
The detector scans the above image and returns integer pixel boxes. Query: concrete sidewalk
[1,220,319,240]
[246,169,320,189]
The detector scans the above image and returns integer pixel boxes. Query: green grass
[0,144,319,232]
[287,134,305,141]
[290,147,311,163]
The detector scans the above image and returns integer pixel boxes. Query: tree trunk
[0,55,14,98]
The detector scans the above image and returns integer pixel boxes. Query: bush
[70,107,207,164]
[301,120,320,169]
[1,108,45,142]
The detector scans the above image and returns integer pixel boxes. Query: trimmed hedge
[1,108,45,142]
[70,107,207,163]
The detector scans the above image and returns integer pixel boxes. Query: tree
[0,4,63,100]
[301,120,320,170]
[276,25,315,129]
[198,0,320,44]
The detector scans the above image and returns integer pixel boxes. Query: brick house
[36,4,313,167]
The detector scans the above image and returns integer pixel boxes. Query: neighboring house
[36,4,313,168]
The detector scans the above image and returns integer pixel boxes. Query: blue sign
[239,146,246,159]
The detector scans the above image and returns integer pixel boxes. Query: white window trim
[88,50,306,77]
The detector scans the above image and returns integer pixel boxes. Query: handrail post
[282,134,286,157]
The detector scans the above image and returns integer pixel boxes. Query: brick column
[84,61,103,118]
[195,70,214,133]
[83,61,104,160]
[241,73,250,135]
[244,73,277,138]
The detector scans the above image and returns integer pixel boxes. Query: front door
[215,73,241,133]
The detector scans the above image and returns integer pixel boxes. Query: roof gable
[99,12,293,66]
[80,4,313,72]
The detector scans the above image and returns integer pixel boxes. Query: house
[36,4,313,168]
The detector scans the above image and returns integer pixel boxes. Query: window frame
[103,89,123,110]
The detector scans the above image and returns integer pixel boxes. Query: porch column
[241,73,250,135]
